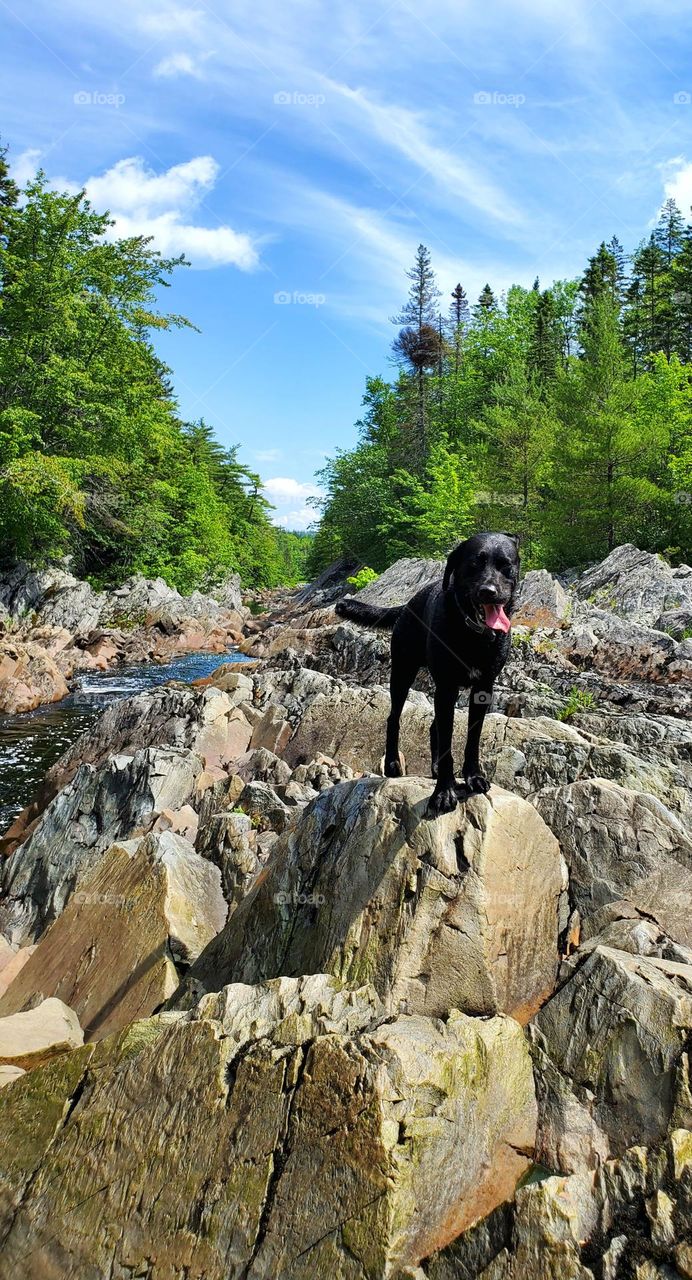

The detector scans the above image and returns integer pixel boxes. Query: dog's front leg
[428,683,459,815]
[462,682,493,794]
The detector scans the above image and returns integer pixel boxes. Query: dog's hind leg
[383,651,418,777]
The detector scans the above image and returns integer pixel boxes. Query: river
[0,650,250,835]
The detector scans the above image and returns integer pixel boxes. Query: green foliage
[556,687,597,721]
[346,566,379,589]
[0,154,308,590]
[312,233,692,576]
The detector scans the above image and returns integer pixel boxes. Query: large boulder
[573,543,692,626]
[175,777,566,1024]
[513,569,570,628]
[0,997,83,1071]
[529,944,692,1173]
[0,975,537,1277]
[0,561,103,633]
[422,1130,692,1280]
[558,605,692,685]
[0,833,227,1041]
[0,640,69,714]
[0,746,203,945]
[534,779,692,947]
[346,557,443,607]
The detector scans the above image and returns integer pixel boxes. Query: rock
[237,780,293,833]
[423,1131,692,1280]
[529,944,692,1172]
[656,606,692,640]
[211,570,244,614]
[233,748,292,788]
[534,780,692,947]
[292,554,359,607]
[0,997,83,1070]
[513,569,571,627]
[206,667,254,700]
[283,685,691,816]
[0,640,69,714]
[248,703,292,755]
[558,606,691,685]
[0,746,203,945]
[175,777,565,1024]
[0,947,36,1000]
[348,556,444,607]
[0,1065,25,1090]
[0,561,103,632]
[151,803,199,842]
[1,686,254,857]
[573,544,692,626]
[0,976,536,1276]
[0,833,227,1041]
[195,809,267,912]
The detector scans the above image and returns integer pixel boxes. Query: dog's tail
[335,597,402,629]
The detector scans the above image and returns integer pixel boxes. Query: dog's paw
[462,771,490,795]
[427,785,459,816]
[383,756,404,778]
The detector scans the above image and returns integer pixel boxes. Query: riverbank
[0,560,256,716]
[0,648,253,833]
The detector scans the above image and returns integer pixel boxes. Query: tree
[0,146,301,589]
[391,245,442,464]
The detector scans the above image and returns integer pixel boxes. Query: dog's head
[443,532,520,634]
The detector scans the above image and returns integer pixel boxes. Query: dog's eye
[496,559,512,574]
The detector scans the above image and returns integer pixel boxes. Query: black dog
[336,532,520,814]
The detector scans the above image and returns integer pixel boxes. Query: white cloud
[11,148,43,187]
[263,476,322,501]
[661,156,692,214]
[274,505,317,531]
[43,154,260,270]
[324,80,525,228]
[153,51,209,79]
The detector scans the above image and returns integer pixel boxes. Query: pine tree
[529,289,562,390]
[391,244,442,465]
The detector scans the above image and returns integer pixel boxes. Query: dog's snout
[478,584,499,602]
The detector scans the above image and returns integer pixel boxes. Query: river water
[0,650,249,835]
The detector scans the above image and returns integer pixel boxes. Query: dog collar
[447,590,489,637]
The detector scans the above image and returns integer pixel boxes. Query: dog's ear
[443,540,469,591]
[499,532,521,554]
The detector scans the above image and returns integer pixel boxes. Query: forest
[309,209,692,575]
[0,144,310,591]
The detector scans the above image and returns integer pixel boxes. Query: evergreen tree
[391,244,442,465]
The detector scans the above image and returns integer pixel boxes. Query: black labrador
[336,532,520,814]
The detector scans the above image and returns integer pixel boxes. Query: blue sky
[3,0,692,528]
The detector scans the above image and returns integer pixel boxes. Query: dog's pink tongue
[482,603,511,632]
